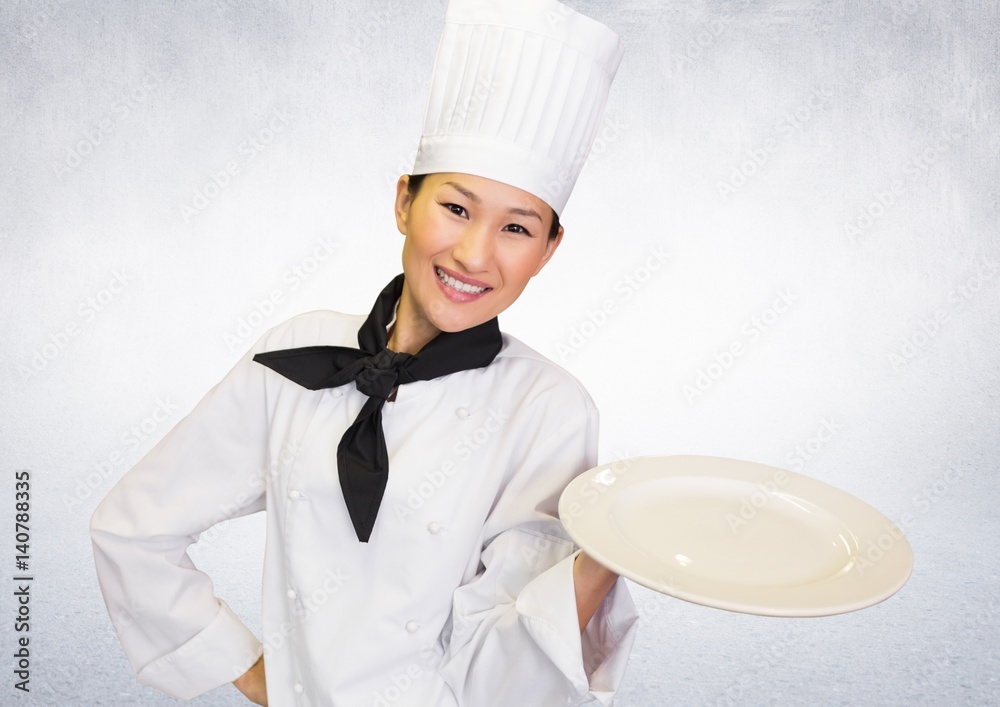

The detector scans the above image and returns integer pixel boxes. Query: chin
[440,300,501,331]
[434,314,486,334]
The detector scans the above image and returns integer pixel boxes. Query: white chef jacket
[90,309,638,706]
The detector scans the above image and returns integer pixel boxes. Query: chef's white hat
[411,0,624,217]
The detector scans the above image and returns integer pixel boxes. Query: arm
[439,404,639,707]
[233,655,268,705]
[574,553,620,633]
[90,342,272,700]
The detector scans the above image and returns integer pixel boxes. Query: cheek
[410,217,456,257]
[400,239,419,275]
[497,251,545,292]
[403,231,436,266]
[514,238,551,268]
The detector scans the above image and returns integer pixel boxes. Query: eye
[440,202,467,218]
[503,223,534,237]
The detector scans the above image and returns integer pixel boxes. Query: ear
[394,175,413,235]
[532,224,564,276]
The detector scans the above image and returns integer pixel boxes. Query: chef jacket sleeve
[89,341,271,700]
[439,401,639,706]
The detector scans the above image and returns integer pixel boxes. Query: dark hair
[406,174,561,240]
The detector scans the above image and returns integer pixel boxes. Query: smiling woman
[390,173,564,354]
[89,1,637,705]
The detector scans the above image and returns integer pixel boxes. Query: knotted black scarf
[252,274,502,542]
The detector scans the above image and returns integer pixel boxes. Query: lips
[435,266,492,295]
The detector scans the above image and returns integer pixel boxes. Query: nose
[451,222,494,273]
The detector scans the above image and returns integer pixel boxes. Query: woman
[91,1,638,705]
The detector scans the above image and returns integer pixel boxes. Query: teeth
[436,267,487,294]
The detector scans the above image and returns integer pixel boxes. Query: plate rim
[558,454,914,617]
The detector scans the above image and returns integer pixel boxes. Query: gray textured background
[2,0,999,705]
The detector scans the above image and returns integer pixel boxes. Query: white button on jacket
[90,310,638,706]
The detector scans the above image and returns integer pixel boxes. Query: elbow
[89,496,114,558]
[89,487,127,549]
[89,491,113,539]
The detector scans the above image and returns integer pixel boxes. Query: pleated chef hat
[411,0,625,217]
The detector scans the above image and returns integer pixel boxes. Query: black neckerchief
[253,273,502,542]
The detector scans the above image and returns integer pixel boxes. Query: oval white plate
[559,455,913,617]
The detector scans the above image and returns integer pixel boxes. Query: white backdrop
[2,0,998,705]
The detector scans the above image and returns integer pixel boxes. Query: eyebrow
[441,180,543,222]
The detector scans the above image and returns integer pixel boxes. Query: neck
[386,288,440,354]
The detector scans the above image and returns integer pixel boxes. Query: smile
[435,267,491,295]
